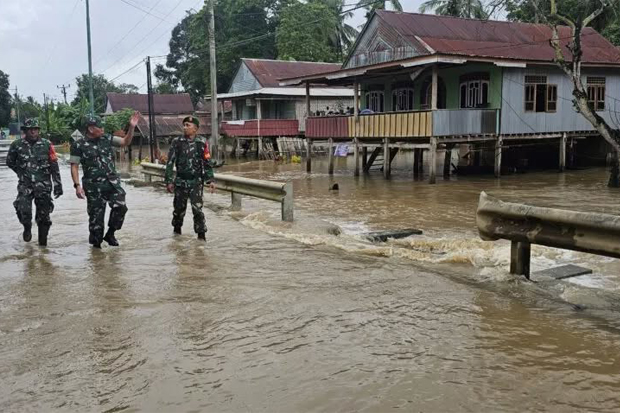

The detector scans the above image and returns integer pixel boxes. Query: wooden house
[281,11,620,182]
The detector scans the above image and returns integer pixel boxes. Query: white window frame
[392,88,415,111]
[365,91,384,113]
[459,79,489,108]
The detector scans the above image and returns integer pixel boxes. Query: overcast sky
[0,0,424,103]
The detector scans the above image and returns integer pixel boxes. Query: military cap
[83,115,104,129]
[21,118,41,130]
[183,115,200,128]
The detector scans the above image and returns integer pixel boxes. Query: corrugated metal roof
[106,93,194,114]
[137,114,210,138]
[376,10,620,64]
[242,59,342,87]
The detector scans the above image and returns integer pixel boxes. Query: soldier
[69,113,140,248]
[165,116,216,240]
[6,118,63,246]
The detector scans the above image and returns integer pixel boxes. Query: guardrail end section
[282,182,294,222]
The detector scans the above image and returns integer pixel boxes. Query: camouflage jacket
[165,135,214,187]
[70,135,123,187]
[7,137,62,190]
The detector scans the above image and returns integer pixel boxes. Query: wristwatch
[73,182,80,188]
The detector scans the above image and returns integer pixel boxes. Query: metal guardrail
[476,191,620,279]
[140,162,294,222]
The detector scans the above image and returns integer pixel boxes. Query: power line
[118,0,170,22]
[94,0,166,67]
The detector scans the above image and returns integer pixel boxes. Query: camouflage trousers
[172,182,206,234]
[85,181,128,242]
[14,182,53,227]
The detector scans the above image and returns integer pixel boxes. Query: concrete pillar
[494,136,503,178]
[306,139,313,173]
[305,82,311,118]
[258,137,263,159]
[443,145,452,179]
[510,241,531,279]
[429,138,437,184]
[383,138,390,179]
[559,133,567,172]
[354,138,360,176]
[431,65,438,110]
[328,138,334,175]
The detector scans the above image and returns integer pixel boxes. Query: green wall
[360,63,503,111]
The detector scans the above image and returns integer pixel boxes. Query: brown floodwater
[1,151,620,412]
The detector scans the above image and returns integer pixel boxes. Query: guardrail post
[144,173,152,183]
[231,192,242,211]
[510,241,531,279]
[282,182,294,222]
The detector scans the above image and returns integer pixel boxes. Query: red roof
[106,93,194,114]
[375,10,620,64]
[242,59,342,87]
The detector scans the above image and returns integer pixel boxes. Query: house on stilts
[218,58,354,158]
[281,11,620,183]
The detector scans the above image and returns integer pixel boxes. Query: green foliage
[0,70,11,127]
[20,96,42,120]
[155,81,177,94]
[277,1,340,62]
[357,0,403,19]
[419,0,488,19]
[103,108,135,134]
[40,103,72,143]
[72,74,138,114]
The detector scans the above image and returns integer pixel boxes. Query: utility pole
[43,94,50,135]
[146,56,156,163]
[207,0,219,161]
[12,87,20,125]
[57,84,70,104]
[85,0,95,116]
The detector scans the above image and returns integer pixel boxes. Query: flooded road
[2,153,620,412]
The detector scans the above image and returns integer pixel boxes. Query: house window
[392,88,414,111]
[587,76,606,111]
[365,91,384,113]
[524,75,557,113]
[420,77,446,110]
[459,80,490,108]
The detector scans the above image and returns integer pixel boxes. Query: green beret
[183,115,199,127]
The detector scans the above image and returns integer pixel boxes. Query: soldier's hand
[130,111,140,127]
[54,187,63,199]
[208,182,216,194]
[166,183,175,193]
[76,186,85,199]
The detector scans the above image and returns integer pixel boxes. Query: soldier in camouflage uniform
[165,116,216,240]
[6,118,63,246]
[69,113,140,248]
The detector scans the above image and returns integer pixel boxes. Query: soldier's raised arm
[113,111,140,147]
[202,141,216,193]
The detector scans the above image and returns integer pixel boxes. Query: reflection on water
[1,157,620,412]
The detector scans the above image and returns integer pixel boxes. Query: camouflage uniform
[70,120,127,245]
[165,132,214,235]
[6,119,63,243]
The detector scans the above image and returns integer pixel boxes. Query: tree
[155,81,177,94]
[20,96,42,120]
[0,70,11,127]
[118,83,140,94]
[358,0,403,19]
[318,0,359,60]
[540,0,620,186]
[419,0,489,19]
[276,1,340,62]
[72,74,124,114]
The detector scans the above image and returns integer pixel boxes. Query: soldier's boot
[174,226,182,235]
[89,233,102,249]
[23,224,32,242]
[38,225,50,247]
[197,232,206,241]
[103,229,119,247]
